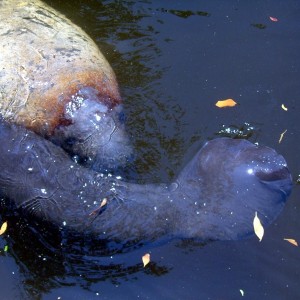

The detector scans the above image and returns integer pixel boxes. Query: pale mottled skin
[0,0,131,170]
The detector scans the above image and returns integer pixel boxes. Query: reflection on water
[216,122,257,140]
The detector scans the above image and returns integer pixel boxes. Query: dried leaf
[0,221,7,235]
[281,104,288,111]
[253,212,264,241]
[279,129,287,143]
[269,16,278,22]
[215,99,237,108]
[89,198,108,216]
[142,253,150,267]
[240,289,244,296]
[284,238,298,246]
[100,198,107,208]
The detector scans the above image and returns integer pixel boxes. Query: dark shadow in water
[0,205,173,299]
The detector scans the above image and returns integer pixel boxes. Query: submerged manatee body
[0,0,132,170]
[0,120,292,252]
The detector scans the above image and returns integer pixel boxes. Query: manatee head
[175,138,292,241]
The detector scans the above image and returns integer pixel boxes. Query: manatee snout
[174,138,293,241]
[235,144,292,198]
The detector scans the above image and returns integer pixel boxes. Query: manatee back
[0,0,134,170]
[0,0,120,135]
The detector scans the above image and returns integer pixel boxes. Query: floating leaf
[4,245,8,252]
[89,198,108,216]
[100,198,107,208]
[269,16,278,22]
[279,129,287,143]
[281,104,288,111]
[142,253,150,267]
[0,221,7,235]
[240,289,244,296]
[253,212,264,241]
[215,99,237,108]
[284,238,298,246]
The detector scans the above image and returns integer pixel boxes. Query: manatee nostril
[255,167,290,182]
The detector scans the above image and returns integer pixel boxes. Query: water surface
[0,0,300,299]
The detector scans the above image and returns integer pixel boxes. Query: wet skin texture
[0,119,292,252]
[0,0,293,253]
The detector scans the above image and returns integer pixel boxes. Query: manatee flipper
[0,120,292,252]
[0,0,132,170]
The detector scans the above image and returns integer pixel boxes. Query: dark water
[0,0,300,299]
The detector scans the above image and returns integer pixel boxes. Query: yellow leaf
[0,221,7,235]
[278,129,287,144]
[281,104,288,111]
[142,253,150,267]
[284,238,298,246]
[253,212,264,241]
[215,99,237,108]
[100,198,107,208]
[89,198,108,216]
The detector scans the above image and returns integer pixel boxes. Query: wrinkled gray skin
[0,119,292,252]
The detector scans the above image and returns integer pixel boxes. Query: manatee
[0,1,293,253]
[0,0,132,170]
[0,119,292,252]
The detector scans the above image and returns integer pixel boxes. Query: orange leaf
[269,16,278,22]
[215,99,237,108]
[284,238,298,246]
[0,221,7,235]
[142,253,150,267]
